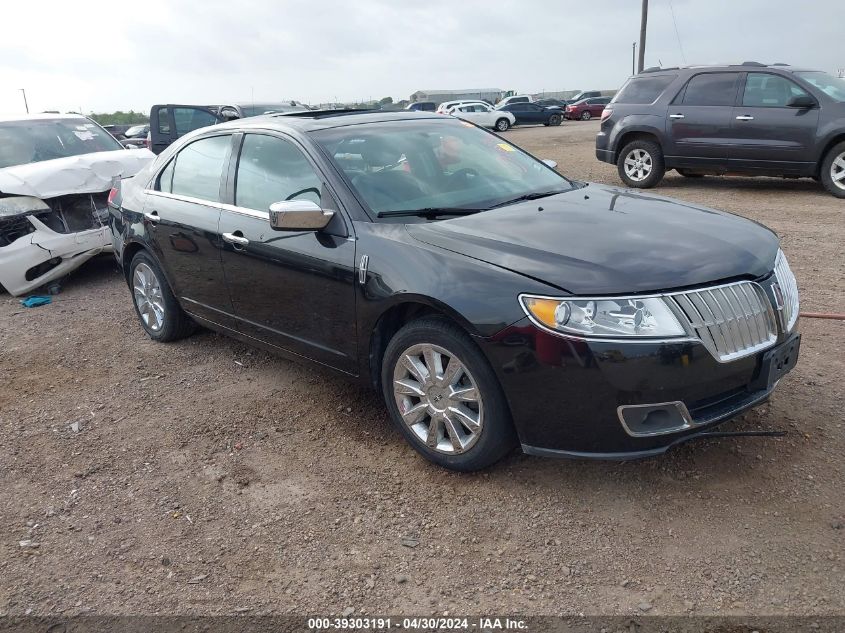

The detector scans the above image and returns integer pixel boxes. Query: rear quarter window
[613,75,677,104]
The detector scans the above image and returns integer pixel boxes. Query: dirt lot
[1,121,843,618]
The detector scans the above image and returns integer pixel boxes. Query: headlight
[520,295,687,338]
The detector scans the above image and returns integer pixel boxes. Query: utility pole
[637,0,648,73]
[632,42,637,76]
[19,88,29,113]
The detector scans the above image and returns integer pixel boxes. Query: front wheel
[129,251,194,342]
[580,111,592,121]
[495,118,510,132]
[820,141,845,198]
[381,318,516,471]
[617,139,666,188]
[549,114,562,126]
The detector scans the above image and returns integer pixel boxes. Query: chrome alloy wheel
[392,343,483,454]
[132,262,165,332]
[831,151,845,191]
[623,148,653,182]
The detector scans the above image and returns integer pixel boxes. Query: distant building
[409,88,505,106]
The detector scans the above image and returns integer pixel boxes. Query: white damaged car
[0,114,154,296]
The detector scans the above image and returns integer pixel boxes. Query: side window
[172,108,219,138]
[157,108,169,135]
[681,73,740,106]
[158,158,175,193]
[743,73,809,107]
[167,134,231,201]
[235,134,322,213]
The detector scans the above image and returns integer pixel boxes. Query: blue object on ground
[20,296,52,308]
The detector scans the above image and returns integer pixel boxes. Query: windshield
[311,118,574,217]
[0,117,123,169]
[795,71,845,102]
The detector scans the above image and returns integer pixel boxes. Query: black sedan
[494,102,563,126]
[108,110,801,471]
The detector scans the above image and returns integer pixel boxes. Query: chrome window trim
[143,189,269,220]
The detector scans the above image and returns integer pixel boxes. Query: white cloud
[1,0,842,114]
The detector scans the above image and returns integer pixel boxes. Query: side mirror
[542,159,558,169]
[787,95,816,109]
[269,200,334,231]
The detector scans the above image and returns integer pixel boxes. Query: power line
[668,0,686,64]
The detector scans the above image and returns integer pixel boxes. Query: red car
[565,96,612,121]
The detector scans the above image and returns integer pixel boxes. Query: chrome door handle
[736,115,755,121]
[143,210,159,223]
[222,232,249,246]
[669,113,685,119]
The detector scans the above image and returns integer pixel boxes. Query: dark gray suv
[595,62,845,198]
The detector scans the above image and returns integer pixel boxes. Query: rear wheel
[580,111,592,121]
[129,251,194,342]
[617,139,665,189]
[820,141,845,198]
[549,114,562,126]
[381,318,516,471]
[495,118,510,132]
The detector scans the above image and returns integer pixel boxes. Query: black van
[148,102,309,154]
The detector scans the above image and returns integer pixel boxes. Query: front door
[218,133,358,373]
[728,72,820,174]
[665,72,741,169]
[144,133,236,327]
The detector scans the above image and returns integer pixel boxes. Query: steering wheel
[285,187,321,201]
[449,167,480,180]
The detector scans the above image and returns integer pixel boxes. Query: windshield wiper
[377,207,483,219]
[487,189,569,209]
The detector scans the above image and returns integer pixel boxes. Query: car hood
[0,149,155,199]
[405,184,780,295]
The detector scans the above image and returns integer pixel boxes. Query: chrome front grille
[774,250,800,332]
[667,281,777,363]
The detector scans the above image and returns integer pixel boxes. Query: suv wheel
[580,111,592,121]
[820,141,845,198]
[381,318,516,471]
[129,251,194,342]
[617,139,666,188]
[495,118,510,132]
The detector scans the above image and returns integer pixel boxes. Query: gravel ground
[1,121,843,618]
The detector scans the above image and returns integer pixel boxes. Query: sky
[0,0,843,114]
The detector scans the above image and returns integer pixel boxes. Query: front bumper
[479,318,798,457]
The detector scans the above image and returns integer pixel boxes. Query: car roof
[636,62,819,77]
[211,110,448,133]
[0,112,92,123]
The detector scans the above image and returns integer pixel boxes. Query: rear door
[143,132,236,327]
[665,72,741,168]
[728,72,820,173]
[218,132,358,373]
[149,105,222,155]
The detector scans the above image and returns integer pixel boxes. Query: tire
[677,169,704,178]
[819,141,845,198]
[381,317,516,471]
[549,114,562,126]
[616,139,666,189]
[495,118,510,132]
[580,111,591,121]
[129,251,194,342]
